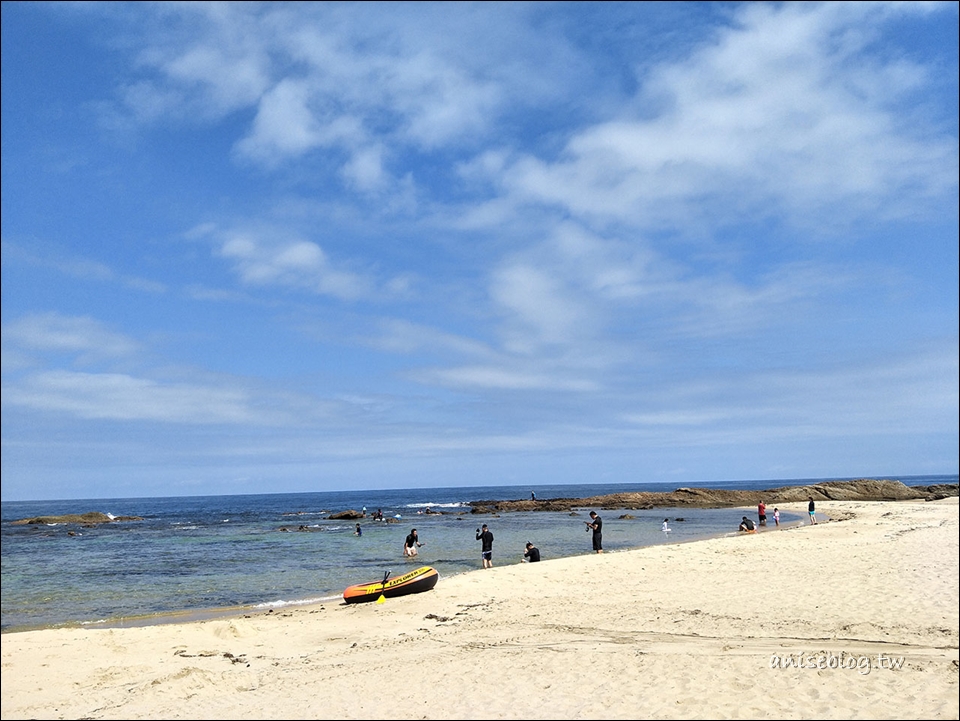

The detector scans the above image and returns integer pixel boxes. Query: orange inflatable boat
[342,566,439,604]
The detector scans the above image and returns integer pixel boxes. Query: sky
[1,2,958,502]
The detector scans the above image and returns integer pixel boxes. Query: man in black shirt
[476,524,494,568]
[586,511,603,553]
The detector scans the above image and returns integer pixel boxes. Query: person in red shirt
[758,500,767,526]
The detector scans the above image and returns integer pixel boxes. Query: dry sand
[2,498,957,720]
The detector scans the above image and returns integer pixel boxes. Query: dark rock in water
[328,510,364,520]
[383,517,400,523]
[674,518,685,522]
[465,480,956,513]
[619,514,636,519]
[10,512,143,525]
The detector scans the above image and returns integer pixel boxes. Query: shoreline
[2,498,957,719]
[2,507,814,636]
[7,478,950,635]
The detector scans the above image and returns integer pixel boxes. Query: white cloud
[2,313,139,359]
[235,79,323,159]
[162,41,269,114]
[418,365,597,392]
[90,2,956,228]
[388,51,501,149]
[495,2,957,229]
[108,4,510,169]
[340,145,388,191]
[370,319,492,358]
[2,370,261,424]
[490,264,591,354]
[620,341,960,442]
[1,241,168,294]
[215,228,372,301]
[234,79,368,163]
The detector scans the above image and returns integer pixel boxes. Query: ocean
[2,474,954,633]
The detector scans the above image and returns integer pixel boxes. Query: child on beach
[773,508,780,527]
[662,518,671,532]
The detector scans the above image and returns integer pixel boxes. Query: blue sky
[2,2,957,502]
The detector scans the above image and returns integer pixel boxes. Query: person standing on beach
[403,528,423,557]
[586,511,603,553]
[758,500,767,526]
[808,498,818,525]
[476,524,494,568]
[773,508,780,527]
[523,541,540,562]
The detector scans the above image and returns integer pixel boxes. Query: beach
[2,498,957,720]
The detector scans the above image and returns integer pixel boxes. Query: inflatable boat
[342,565,439,604]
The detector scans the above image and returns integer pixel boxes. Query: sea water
[2,475,953,632]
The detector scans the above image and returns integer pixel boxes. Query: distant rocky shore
[10,480,956,527]
[467,479,958,514]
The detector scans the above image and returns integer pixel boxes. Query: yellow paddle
[376,570,390,604]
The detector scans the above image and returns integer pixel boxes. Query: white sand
[2,498,957,720]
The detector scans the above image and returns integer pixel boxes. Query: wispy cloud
[494,2,957,229]
[192,223,376,301]
[2,370,261,424]
[3,312,140,359]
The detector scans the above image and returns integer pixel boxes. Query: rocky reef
[467,479,958,514]
[10,512,144,526]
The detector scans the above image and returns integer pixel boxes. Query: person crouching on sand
[523,541,540,562]
[739,516,756,533]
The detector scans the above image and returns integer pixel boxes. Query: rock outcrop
[327,510,365,520]
[467,479,957,513]
[10,512,144,525]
